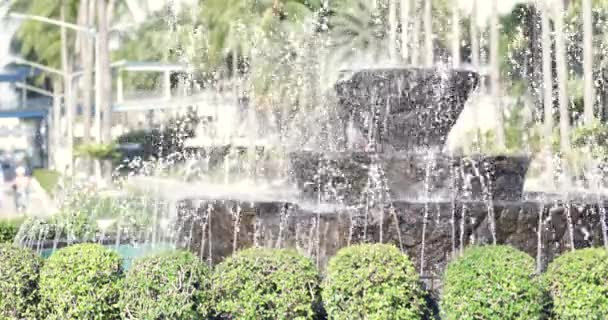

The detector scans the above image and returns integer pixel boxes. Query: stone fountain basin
[288,151,531,203]
[176,195,608,285]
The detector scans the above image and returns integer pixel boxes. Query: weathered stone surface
[288,152,530,202]
[335,68,479,150]
[177,197,608,281]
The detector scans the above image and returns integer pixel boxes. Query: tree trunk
[583,0,594,125]
[79,0,94,144]
[400,0,410,62]
[541,0,555,186]
[423,0,433,66]
[470,0,480,68]
[97,0,112,144]
[452,2,461,67]
[52,80,62,171]
[490,0,505,148]
[554,0,571,152]
[388,0,398,62]
[541,0,554,146]
[60,0,74,174]
[412,0,421,65]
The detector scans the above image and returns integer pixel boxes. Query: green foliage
[211,248,320,319]
[0,218,24,243]
[76,143,121,161]
[33,169,61,196]
[121,251,211,319]
[572,121,608,161]
[441,245,547,320]
[544,248,608,320]
[203,0,320,63]
[13,192,155,245]
[0,244,43,319]
[38,243,123,320]
[11,0,79,71]
[322,244,425,320]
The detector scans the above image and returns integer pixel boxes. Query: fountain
[14,64,608,284]
[9,1,608,289]
[171,66,544,279]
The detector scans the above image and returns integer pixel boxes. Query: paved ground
[0,178,55,219]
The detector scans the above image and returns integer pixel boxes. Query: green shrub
[121,251,211,319]
[441,245,547,320]
[545,248,608,319]
[39,243,123,319]
[33,169,61,195]
[0,244,43,319]
[0,218,23,243]
[212,248,320,319]
[322,244,425,320]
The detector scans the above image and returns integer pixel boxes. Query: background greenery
[0,218,24,243]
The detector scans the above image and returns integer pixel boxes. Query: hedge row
[0,218,23,243]
[1,243,607,319]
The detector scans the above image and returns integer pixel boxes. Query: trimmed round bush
[322,244,425,320]
[441,245,546,320]
[545,248,608,319]
[121,251,211,319]
[39,243,123,319]
[0,244,43,319]
[212,248,320,319]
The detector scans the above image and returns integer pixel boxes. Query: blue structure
[0,66,50,168]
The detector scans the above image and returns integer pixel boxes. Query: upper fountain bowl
[336,67,480,151]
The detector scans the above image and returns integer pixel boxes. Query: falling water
[536,203,545,273]
[565,199,576,252]
[232,202,242,253]
[450,156,458,257]
[420,151,435,276]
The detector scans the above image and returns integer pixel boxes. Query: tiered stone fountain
[22,67,605,286]
[173,67,608,285]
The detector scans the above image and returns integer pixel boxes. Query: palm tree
[412,0,421,65]
[582,0,594,125]
[451,0,460,67]
[60,0,75,173]
[388,0,398,62]
[540,0,554,147]
[77,0,94,144]
[97,0,112,144]
[554,0,571,152]
[400,0,410,62]
[540,0,555,186]
[326,0,389,65]
[470,0,480,68]
[423,0,433,66]
[490,0,505,148]
[11,1,79,71]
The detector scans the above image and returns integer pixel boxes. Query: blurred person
[13,166,29,213]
